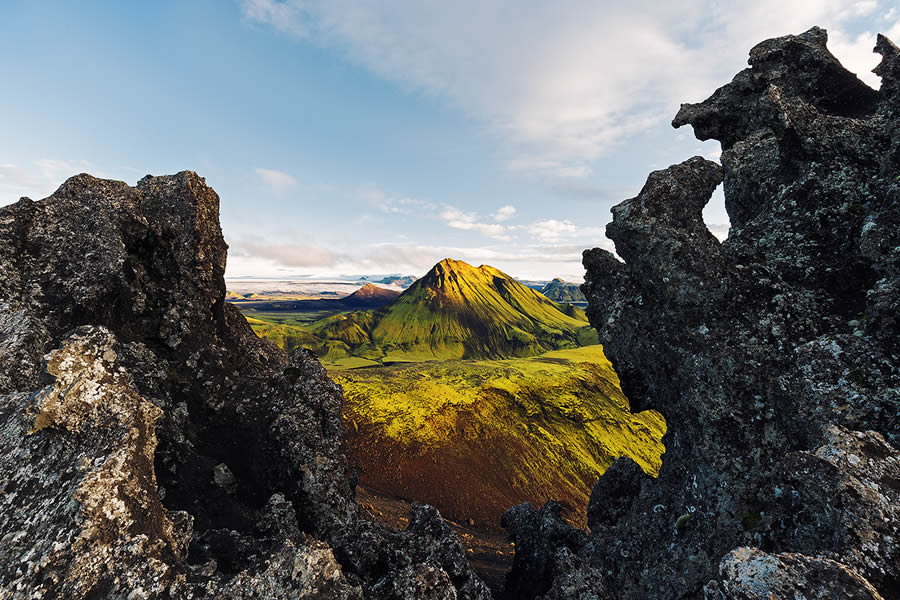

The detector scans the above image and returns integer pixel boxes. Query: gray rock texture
[0,172,489,598]
[503,27,900,600]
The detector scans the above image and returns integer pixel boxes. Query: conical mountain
[306,258,595,363]
[342,283,401,308]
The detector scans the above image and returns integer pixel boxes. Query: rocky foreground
[0,26,898,600]
[0,173,490,598]
[504,27,900,600]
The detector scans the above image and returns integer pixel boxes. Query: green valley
[234,258,665,528]
[336,345,665,526]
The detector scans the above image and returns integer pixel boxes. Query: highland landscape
[1,3,899,600]
[233,258,661,531]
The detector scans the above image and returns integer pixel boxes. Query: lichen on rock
[0,171,489,598]
[503,27,900,600]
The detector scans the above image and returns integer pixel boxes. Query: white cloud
[508,158,592,179]
[827,30,881,87]
[256,167,297,192]
[439,206,510,239]
[0,159,90,203]
[226,236,614,280]
[231,235,339,267]
[828,14,900,88]
[438,204,610,244]
[242,1,899,175]
[527,219,577,242]
[241,0,307,36]
[519,218,608,243]
[0,164,40,190]
[358,182,432,214]
[555,166,593,178]
[357,183,394,212]
[843,0,878,18]
[494,205,517,221]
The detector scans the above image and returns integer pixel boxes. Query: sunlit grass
[240,267,666,526]
[334,345,665,526]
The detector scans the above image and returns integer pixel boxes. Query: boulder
[505,27,900,600]
[0,172,489,598]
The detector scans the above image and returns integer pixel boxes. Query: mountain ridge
[540,277,587,304]
[277,258,597,364]
[377,274,417,287]
[344,282,401,305]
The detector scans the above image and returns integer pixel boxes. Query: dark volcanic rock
[501,502,587,600]
[703,547,884,599]
[503,27,900,600]
[0,172,489,598]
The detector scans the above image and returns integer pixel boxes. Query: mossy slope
[335,345,665,527]
[250,258,596,364]
[244,316,320,353]
[243,261,663,527]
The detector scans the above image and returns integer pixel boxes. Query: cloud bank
[256,167,298,192]
[226,236,613,281]
[232,1,899,279]
[241,0,900,176]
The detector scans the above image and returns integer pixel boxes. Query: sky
[1,2,897,281]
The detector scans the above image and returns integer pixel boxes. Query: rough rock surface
[504,27,900,600]
[0,172,489,598]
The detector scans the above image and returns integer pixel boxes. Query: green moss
[576,326,600,346]
[246,317,322,354]
[328,357,381,370]
[335,345,666,525]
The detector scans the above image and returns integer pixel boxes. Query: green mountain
[540,278,586,304]
[261,258,598,364]
[242,262,660,528]
[338,345,665,526]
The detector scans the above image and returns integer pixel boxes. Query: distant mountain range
[293,258,596,363]
[233,282,400,313]
[376,274,418,287]
[342,283,402,306]
[540,278,587,304]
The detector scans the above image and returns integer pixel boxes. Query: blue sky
[1,1,897,280]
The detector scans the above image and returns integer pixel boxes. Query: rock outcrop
[504,27,900,599]
[0,172,489,598]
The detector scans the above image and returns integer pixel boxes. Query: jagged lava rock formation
[0,172,490,598]
[503,28,900,600]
